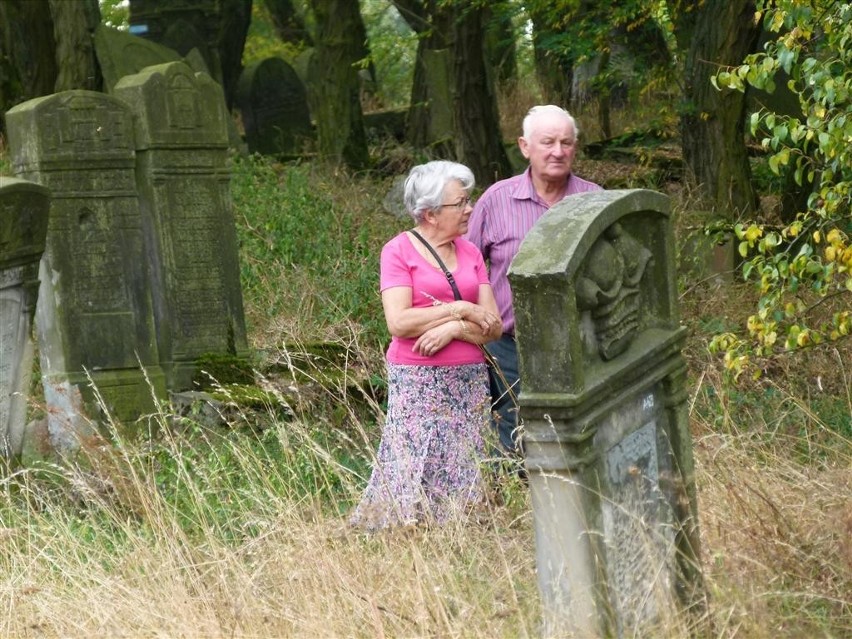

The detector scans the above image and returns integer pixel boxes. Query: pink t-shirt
[381,232,491,366]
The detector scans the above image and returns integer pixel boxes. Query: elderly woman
[351,160,503,531]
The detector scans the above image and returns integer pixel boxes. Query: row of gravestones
[95,23,313,158]
[96,23,405,160]
[1,61,248,460]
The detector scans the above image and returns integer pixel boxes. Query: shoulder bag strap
[409,229,462,301]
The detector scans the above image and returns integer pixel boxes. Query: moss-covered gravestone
[94,23,182,93]
[0,178,49,459]
[5,92,167,452]
[235,57,314,157]
[114,62,248,390]
[128,0,223,86]
[509,189,703,637]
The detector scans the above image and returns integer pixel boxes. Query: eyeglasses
[440,196,472,212]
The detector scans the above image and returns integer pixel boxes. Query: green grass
[230,154,406,346]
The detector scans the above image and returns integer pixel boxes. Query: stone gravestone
[509,189,703,637]
[0,178,49,459]
[5,91,167,453]
[114,62,249,390]
[128,0,223,87]
[235,57,314,157]
[93,23,181,93]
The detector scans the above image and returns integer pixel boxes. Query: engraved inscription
[167,73,200,130]
[602,421,675,635]
[168,184,227,343]
[0,292,23,434]
[71,207,131,311]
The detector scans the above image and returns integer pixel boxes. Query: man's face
[518,115,577,182]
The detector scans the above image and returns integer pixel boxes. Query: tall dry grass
[1,351,538,638]
[1,118,850,638]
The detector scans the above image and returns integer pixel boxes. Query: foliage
[361,0,417,109]
[709,1,852,380]
[242,2,304,66]
[99,0,129,30]
[524,0,674,77]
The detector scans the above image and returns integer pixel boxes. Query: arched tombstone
[114,61,249,390]
[5,91,167,453]
[509,189,703,637]
[0,178,49,459]
[235,57,314,157]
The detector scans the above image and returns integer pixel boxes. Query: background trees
[1,0,849,365]
[0,0,101,136]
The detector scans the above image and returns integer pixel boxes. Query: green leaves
[708,1,852,379]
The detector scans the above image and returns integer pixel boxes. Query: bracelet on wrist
[447,303,463,321]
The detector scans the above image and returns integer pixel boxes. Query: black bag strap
[409,229,462,301]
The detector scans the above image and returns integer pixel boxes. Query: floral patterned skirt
[350,362,489,531]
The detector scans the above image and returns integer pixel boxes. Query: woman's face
[430,180,473,237]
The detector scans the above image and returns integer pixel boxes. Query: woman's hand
[412,322,457,357]
[448,301,500,335]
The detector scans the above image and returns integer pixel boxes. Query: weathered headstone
[235,57,314,156]
[5,91,167,452]
[114,62,249,390]
[128,0,222,86]
[0,178,49,459]
[93,24,181,93]
[509,189,703,637]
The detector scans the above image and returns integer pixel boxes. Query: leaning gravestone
[235,57,314,157]
[128,0,222,86]
[114,62,249,390]
[4,91,167,453]
[509,189,703,637]
[0,178,49,459]
[93,23,181,93]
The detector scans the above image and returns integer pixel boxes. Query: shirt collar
[512,167,576,202]
[511,167,537,201]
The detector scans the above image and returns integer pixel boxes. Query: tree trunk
[681,0,761,219]
[306,0,368,170]
[393,0,453,153]
[394,1,510,184]
[527,3,574,106]
[529,17,571,106]
[483,2,517,90]
[452,6,511,185]
[264,0,313,45]
[48,0,101,92]
[0,0,58,135]
[218,0,252,110]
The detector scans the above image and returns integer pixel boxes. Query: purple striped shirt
[464,167,602,334]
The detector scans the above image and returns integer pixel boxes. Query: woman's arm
[381,286,459,338]
[453,284,502,345]
[411,284,502,355]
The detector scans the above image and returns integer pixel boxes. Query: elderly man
[465,104,603,457]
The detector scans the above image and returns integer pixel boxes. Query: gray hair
[403,160,475,224]
[522,104,579,140]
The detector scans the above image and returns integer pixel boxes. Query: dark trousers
[485,334,521,454]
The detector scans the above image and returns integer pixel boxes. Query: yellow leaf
[744,225,763,242]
